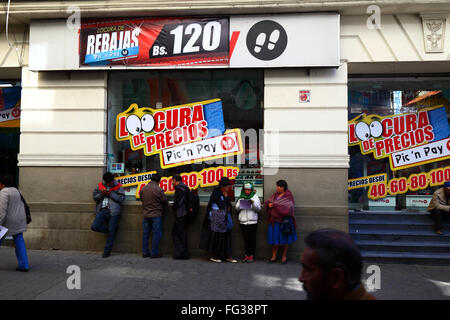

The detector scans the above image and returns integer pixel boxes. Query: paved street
[0,247,449,300]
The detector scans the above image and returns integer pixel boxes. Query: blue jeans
[0,233,30,270]
[142,217,162,256]
[91,208,120,254]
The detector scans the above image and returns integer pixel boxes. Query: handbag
[19,192,32,224]
[280,216,293,235]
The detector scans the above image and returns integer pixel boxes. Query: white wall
[341,14,450,62]
[263,64,349,169]
[18,68,108,167]
[0,24,28,75]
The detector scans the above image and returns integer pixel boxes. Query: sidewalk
[1,247,449,300]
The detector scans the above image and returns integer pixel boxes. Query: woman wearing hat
[199,176,238,263]
[236,182,261,263]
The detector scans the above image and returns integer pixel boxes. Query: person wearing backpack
[171,175,190,260]
[236,182,261,263]
[0,173,30,272]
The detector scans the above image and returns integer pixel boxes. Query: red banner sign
[79,17,229,67]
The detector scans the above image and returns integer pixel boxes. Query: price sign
[80,17,229,67]
[149,19,229,65]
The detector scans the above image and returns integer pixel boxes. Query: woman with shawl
[264,179,297,264]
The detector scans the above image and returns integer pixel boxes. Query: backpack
[184,188,200,223]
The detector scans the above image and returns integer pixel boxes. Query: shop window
[348,78,450,211]
[0,83,21,187]
[107,70,264,201]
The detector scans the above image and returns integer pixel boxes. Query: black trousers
[172,216,189,258]
[240,224,257,256]
[430,209,450,231]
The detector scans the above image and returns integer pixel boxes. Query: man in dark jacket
[92,172,125,258]
[172,175,190,260]
[139,173,168,258]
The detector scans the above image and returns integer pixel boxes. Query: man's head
[299,229,363,300]
[103,172,115,187]
[0,173,13,190]
[172,174,182,186]
[444,181,450,196]
[151,173,161,183]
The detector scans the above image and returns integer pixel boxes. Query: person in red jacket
[92,172,125,258]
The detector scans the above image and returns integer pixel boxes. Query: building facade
[1,0,449,258]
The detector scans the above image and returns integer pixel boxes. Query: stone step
[360,250,450,264]
[355,239,450,253]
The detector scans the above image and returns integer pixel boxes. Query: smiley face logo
[246,20,288,61]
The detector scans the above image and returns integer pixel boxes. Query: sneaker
[210,257,222,263]
[247,255,254,263]
[226,257,238,263]
[102,252,111,258]
[142,253,151,258]
[242,255,249,262]
[435,229,443,235]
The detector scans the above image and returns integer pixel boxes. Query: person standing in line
[139,173,168,258]
[0,173,30,271]
[264,179,297,264]
[427,181,450,235]
[172,175,190,260]
[199,177,237,263]
[92,172,125,258]
[236,182,261,263]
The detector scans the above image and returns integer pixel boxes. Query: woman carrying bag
[0,173,30,272]
[199,177,237,263]
[264,179,297,264]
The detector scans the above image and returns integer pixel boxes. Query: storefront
[348,77,450,212]
[11,2,448,258]
[19,12,347,256]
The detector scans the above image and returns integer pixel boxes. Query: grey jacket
[0,187,27,236]
[93,181,125,216]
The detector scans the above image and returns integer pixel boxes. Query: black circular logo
[246,20,288,61]
[122,49,129,56]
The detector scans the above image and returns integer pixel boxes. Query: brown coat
[343,285,377,300]
[139,181,168,218]
[427,188,450,213]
